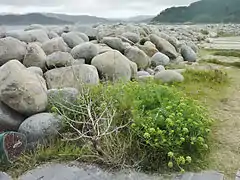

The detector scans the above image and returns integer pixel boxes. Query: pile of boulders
[0,23,198,148]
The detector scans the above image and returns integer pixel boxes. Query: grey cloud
[0,0,198,17]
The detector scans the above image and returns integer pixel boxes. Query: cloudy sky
[0,0,198,18]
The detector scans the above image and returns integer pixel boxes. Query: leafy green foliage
[48,80,213,171]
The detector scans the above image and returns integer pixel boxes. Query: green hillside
[152,0,240,23]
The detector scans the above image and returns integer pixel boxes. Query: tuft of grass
[212,50,240,58]
[203,58,240,68]
[217,31,235,37]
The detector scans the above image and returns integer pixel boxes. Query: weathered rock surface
[0,102,25,132]
[0,37,26,65]
[0,60,48,116]
[0,172,12,180]
[150,34,178,59]
[23,43,46,70]
[47,88,79,105]
[18,113,62,144]
[102,37,125,53]
[124,46,150,69]
[46,51,74,69]
[151,52,170,67]
[154,65,166,73]
[181,45,197,62]
[154,70,184,83]
[62,32,84,48]
[27,67,44,76]
[91,50,132,82]
[44,64,99,89]
[71,42,98,64]
[42,37,70,55]
[122,32,140,44]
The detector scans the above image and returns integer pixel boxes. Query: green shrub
[49,81,212,172]
[203,58,240,68]
[183,69,229,84]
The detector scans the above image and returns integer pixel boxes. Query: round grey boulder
[0,37,26,65]
[91,50,132,82]
[102,37,125,53]
[186,41,199,53]
[154,65,165,73]
[42,37,70,55]
[181,45,197,62]
[46,51,74,69]
[47,88,79,105]
[71,42,98,64]
[44,64,99,89]
[150,34,178,59]
[47,31,59,39]
[122,32,140,43]
[18,113,62,144]
[154,70,184,83]
[0,102,25,132]
[27,66,43,76]
[0,172,12,180]
[137,71,150,77]
[62,32,84,48]
[124,46,150,69]
[151,52,170,67]
[23,43,46,70]
[0,60,48,116]
[75,32,89,42]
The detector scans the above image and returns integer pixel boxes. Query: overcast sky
[0,0,198,18]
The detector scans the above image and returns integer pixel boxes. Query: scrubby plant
[49,80,212,172]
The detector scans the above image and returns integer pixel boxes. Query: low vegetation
[203,58,240,68]
[2,68,230,178]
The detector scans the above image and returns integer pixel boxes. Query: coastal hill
[152,0,240,23]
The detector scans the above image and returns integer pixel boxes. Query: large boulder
[149,34,178,59]
[0,60,48,116]
[91,50,132,82]
[44,64,99,89]
[122,32,140,44]
[102,37,125,53]
[151,52,170,67]
[23,43,46,70]
[27,66,43,76]
[0,172,12,180]
[26,29,50,43]
[95,43,113,54]
[186,41,198,53]
[46,51,74,69]
[6,29,49,43]
[75,32,89,42]
[71,42,98,64]
[124,46,150,69]
[0,102,25,132]
[18,113,62,145]
[136,44,159,58]
[0,37,26,65]
[154,70,184,83]
[41,37,70,55]
[47,31,59,39]
[47,88,79,106]
[62,32,84,48]
[181,45,197,62]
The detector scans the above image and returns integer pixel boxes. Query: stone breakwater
[0,22,227,147]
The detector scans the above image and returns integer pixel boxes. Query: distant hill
[44,13,110,24]
[0,13,71,25]
[152,0,240,23]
